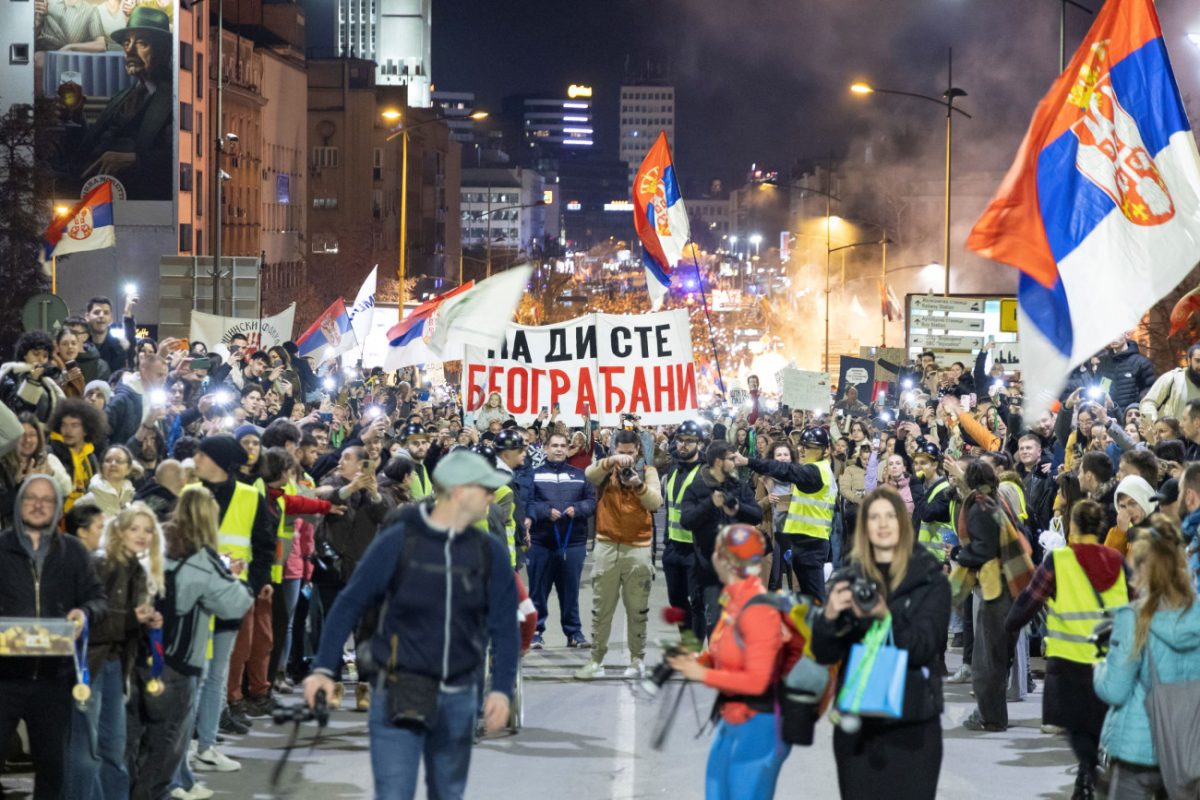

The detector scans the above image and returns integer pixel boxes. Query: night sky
[434,0,1200,190]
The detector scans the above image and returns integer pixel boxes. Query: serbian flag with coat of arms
[633,132,691,310]
[40,180,116,264]
[967,0,1200,419]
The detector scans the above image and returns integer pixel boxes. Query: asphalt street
[2,547,1083,799]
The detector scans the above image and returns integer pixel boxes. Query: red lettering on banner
[653,364,676,412]
[677,362,698,410]
[549,369,570,408]
[575,367,596,415]
[487,367,504,401]
[530,368,545,411]
[629,367,650,414]
[466,364,486,409]
[507,368,529,414]
[599,366,626,412]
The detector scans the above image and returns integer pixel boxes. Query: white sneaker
[193,746,241,772]
[170,790,190,800]
[946,664,973,684]
[187,784,215,800]
[574,661,605,680]
[1040,723,1066,735]
[623,659,646,679]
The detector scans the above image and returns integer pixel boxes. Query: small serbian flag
[633,132,690,311]
[296,298,358,365]
[40,181,116,264]
[383,281,474,369]
[966,0,1200,419]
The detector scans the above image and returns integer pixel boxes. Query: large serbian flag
[383,281,474,369]
[633,132,690,310]
[40,180,116,264]
[967,0,1200,418]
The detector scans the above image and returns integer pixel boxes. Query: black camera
[641,650,679,697]
[1089,617,1114,657]
[619,466,637,481]
[829,566,880,622]
[272,689,329,728]
[312,540,341,573]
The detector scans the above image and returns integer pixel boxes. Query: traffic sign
[1000,299,1019,332]
[910,296,984,314]
[21,293,69,333]
[910,334,984,351]
[909,315,985,332]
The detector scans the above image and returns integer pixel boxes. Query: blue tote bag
[835,616,908,719]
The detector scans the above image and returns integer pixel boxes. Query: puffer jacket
[1094,601,1200,767]
[0,362,65,425]
[1099,341,1156,410]
[77,474,135,518]
[527,459,596,550]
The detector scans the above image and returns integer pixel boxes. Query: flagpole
[51,256,57,295]
[688,247,726,397]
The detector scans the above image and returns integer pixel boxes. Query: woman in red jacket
[668,523,798,800]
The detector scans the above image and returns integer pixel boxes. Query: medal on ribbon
[145,627,165,696]
[72,615,90,709]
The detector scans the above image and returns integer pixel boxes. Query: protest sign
[777,369,831,413]
[462,310,698,426]
[189,305,296,352]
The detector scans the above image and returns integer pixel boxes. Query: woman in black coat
[811,486,951,800]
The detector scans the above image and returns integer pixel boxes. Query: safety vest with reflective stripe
[217,481,262,583]
[410,463,432,500]
[270,480,299,584]
[1045,546,1128,664]
[1002,478,1029,524]
[666,465,701,543]
[918,479,955,563]
[495,483,517,567]
[782,460,836,540]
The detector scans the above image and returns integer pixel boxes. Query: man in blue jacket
[526,431,597,649]
[304,450,518,800]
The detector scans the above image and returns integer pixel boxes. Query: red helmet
[716,524,766,576]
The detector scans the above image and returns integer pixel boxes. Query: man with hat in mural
[63,5,174,200]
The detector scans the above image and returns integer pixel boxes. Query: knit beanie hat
[234,424,262,443]
[198,435,248,475]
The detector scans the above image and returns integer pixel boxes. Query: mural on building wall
[36,0,176,200]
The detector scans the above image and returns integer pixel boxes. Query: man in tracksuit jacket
[526,430,597,649]
[304,450,517,800]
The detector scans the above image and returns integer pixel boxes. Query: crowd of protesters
[0,296,1198,800]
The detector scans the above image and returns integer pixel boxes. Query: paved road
[2,551,1083,799]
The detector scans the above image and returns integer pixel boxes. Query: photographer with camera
[681,441,763,636]
[665,524,799,800]
[810,486,950,799]
[1004,499,1129,800]
[574,429,662,680]
[732,426,835,601]
[302,450,518,800]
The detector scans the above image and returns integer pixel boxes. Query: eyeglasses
[104,457,130,466]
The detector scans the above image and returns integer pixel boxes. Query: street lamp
[383,109,489,307]
[851,48,970,298]
[50,205,72,294]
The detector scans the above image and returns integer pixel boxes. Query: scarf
[948,492,1036,605]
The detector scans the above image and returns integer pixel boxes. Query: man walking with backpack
[303,450,518,800]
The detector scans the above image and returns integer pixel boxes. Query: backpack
[728,592,837,746]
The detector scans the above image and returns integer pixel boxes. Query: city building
[502,87,595,163]
[325,0,431,107]
[307,60,459,314]
[460,166,545,257]
[619,83,675,189]
[685,196,732,250]
[557,157,633,250]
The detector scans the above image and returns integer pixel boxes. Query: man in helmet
[396,422,435,500]
[478,437,524,569]
[733,425,835,600]
[661,420,707,640]
[910,438,957,564]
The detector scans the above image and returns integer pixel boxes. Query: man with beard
[1141,342,1200,422]
[660,421,707,641]
[64,6,173,200]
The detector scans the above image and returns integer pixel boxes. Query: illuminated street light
[55,205,71,217]
[381,109,402,122]
[849,82,874,95]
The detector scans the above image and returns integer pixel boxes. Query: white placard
[777,368,831,413]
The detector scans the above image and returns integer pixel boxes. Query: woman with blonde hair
[811,487,951,799]
[140,486,254,800]
[65,502,162,800]
[1094,513,1200,799]
[78,444,137,518]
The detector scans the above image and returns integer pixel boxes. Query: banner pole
[688,247,726,397]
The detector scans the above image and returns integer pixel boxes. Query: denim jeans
[196,626,237,750]
[367,683,479,800]
[706,711,790,800]
[280,578,302,678]
[525,543,586,638]
[168,676,201,793]
[63,658,130,800]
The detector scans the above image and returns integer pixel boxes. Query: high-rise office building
[503,86,595,163]
[619,84,675,188]
[334,0,431,106]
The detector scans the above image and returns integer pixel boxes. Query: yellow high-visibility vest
[217,481,262,584]
[1045,547,1128,664]
[666,465,701,543]
[410,463,432,500]
[495,483,517,568]
[918,479,955,562]
[781,460,835,541]
[270,480,299,584]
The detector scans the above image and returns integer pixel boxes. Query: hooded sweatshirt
[0,476,107,682]
[160,543,254,676]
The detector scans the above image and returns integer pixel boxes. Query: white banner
[189,305,296,352]
[462,310,698,427]
[776,368,831,413]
